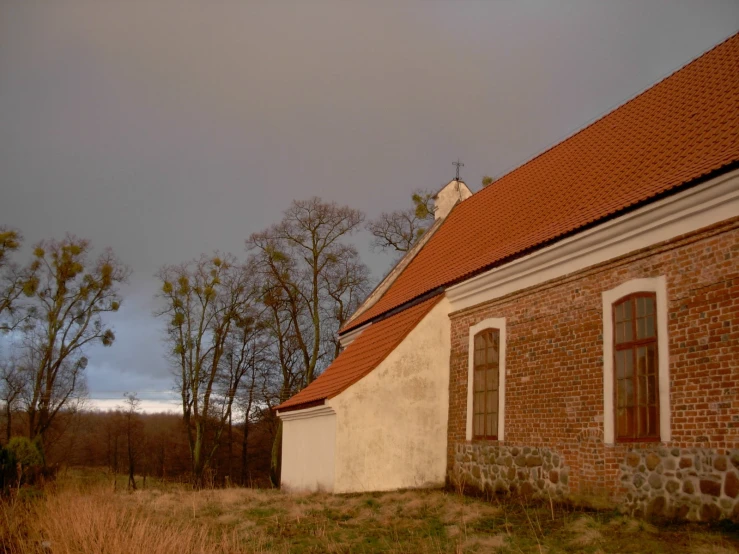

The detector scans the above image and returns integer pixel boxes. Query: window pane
[617,407,633,438]
[647,374,657,405]
[616,350,634,379]
[474,392,484,414]
[474,370,484,392]
[486,368,498,391]
[616,322,623,343]
[648,406,659,436]
[645,296,655,315]
[624,349,633,378]
[624,299,632,321]
[638,375,647,406]
[618,378,634,409]
[488,390,498,413]
[645,315,655,338]
[637,317,646,339]
[474,414,482,436]
[638,406,648,437]
[636,297,645,317]
[487,346,498,365]
[647,344,656,374]
[475,335,484,350]
[623,318,633,342]
[488,412,498,437]
[636,347,647,375]
[624,378,633,407]
[615,302,624,323]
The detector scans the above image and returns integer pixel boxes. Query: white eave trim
[276,403,336,421]
[448,168,739,312]
[338,321,370,349]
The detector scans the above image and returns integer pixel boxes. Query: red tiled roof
[344,32,739,333]
[276,294,443,411]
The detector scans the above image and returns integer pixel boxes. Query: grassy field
[0,470,737,553]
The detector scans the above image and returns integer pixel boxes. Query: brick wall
[447,217,739,517]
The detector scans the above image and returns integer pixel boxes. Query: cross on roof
[453,159,464,181]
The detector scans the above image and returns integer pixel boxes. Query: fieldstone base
[452,443,568,498]
[620,447,739,521]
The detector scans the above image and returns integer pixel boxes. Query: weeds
[0,469,736,553]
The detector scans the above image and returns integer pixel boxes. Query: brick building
[276,32,739,520]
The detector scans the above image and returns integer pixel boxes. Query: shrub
[6,437,43,469]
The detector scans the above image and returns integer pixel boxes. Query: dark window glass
[614,293,659,441]
[473,329,500,440]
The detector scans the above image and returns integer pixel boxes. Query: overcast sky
[1,1,737,412]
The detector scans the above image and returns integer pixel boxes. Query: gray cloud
[1,1,737,409]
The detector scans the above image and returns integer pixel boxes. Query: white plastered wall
[330,297,451,493]
[280,405,336,492]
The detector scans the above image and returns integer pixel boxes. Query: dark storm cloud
[1,1,737,410]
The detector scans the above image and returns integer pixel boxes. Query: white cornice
[276,403,336,421]
[448,169,739,313]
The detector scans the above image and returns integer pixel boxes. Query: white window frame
[466,318,506,441]
[602,276,670,444]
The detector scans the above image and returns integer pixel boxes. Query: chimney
[432,179,473,220]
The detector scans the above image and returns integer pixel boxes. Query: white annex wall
[280,406,336,492]
[330,297,451,493]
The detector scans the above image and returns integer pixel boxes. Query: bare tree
[122,392,141,490]
[366,190,435,254]
[247,197,369,484]
[0,227,35,330]
[233,319,271,485]
[155,253,259,488]
[21,236,129,446]
[322,244,372,359]
[248,197,366,388]
[103,410,124,474]
[0,356,26,443]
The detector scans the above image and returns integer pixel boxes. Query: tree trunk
[127,426,136,490]
[5,403,11,443]
[192,420,205,488]
[240,418,249,485]
[128,462,136,490]
[270,422,282,488]
[227,410,233,482]
[112,434,119,473]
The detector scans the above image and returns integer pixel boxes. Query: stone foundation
[453,442,739,522]
[619,447,739,521]
[452,443,568,498]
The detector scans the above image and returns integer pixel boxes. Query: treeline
[0,407,275,487]
[0,191,439,488]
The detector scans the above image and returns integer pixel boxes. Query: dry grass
[0,470,736,553]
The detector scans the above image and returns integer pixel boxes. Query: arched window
[473,328,500,440]
[613,293,659,441]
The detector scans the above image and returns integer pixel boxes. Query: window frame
[466,318,506,442]
[612,292,660,442]
[602,277,670,445]
[472,328,501,440]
